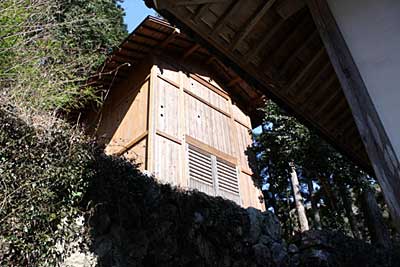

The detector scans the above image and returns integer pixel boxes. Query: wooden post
[147,59,158,173]
[306,0,400,229]
[179,70,187,186]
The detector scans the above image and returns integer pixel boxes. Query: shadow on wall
[82,153,397,267]
[84,153,287,267]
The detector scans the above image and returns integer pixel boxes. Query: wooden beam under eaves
[272,15,310,62]
[174,0,228,6]
[182,43,200,60]
[151,28,179,55]
[227,76,241,87]
[245,19,285,63]
[311,76,339,116]
[276,0,306,19]
[159,29,179,48]
[155,0,229,9]
[258,15,310,74]
[280,30,318,74]
[297,61,330,98]
[229,0,277,51]
[192,4,210,23]
[210,0,241,35]
[283,47,324,93]
[321,98,348,127]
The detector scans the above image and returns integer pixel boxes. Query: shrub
[0,103,95,266]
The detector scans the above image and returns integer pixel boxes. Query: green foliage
[0,103,95,266]
[0,0,127,112]
[0,0,127,265]
[250,100,384,239]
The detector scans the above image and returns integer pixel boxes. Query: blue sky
[121,1,155,32]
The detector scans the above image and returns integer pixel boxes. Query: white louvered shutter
[216,158,240,204]
[188,145,215,196]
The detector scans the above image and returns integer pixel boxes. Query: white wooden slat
[216,158,240,202]
[189,168,213,182]
[188,161,213,175]
[217,165,238,176]
[189,149,212,162]
[218,178,238,187]
[188,145,215,195]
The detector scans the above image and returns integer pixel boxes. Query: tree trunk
[307,178,322,230]
[289,163,309,232]
[338,180,361,239]
[359,176,392,249]
[318,175,338,211]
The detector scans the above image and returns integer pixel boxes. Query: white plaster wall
[326,0,400,160]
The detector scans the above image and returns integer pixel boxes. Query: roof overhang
[88,16,265,126]
[144,0,372,173]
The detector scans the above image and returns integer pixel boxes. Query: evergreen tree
[0,0,127,112]
[0,0,127,265]
[250,100,392,243]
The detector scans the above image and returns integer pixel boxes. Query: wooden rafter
[163,0,229,7]
[158,29,179,48]
[275,16,310,54]
[276,0,306,19]
[210,0,241,35]
[227,76,241,87]
[182,43,200,60]
[280,30,318,74]
[309,73,337,102]
[297,61,331,98]
[229,0,277,51]
[117,48,145,59]
[110,55,136,65]
[205,55,216,65]
[258,15,310,74]
[283,47,324,93]
[322,98,348,127]
[150,28,179,56]
[312,77,340,117]
[192,4,210,23]
[244,19,285,63]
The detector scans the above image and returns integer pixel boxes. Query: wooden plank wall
[96,61,152,171]
[153,58,264,210]
[105,81,149,153]
[152,63,183,185]
[97,57,264,210]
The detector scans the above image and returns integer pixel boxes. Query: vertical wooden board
[185,92,234,155]
[217,111,229,154]
[240,172,264,210]
[156,62,180,83]
[178,71,188,187]
[232,104,252,128]
[235,121,252,171]
[186,77,230,113]
[155,78,180,138]
[198,74,227,94]
[239,172,251,208]
[123,137,147,171]
[147,63,157,173]
[105,81,149,154]
[154,134,181,186]
[95,61,152,146]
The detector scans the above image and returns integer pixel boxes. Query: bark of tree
[318,175,338,211]
[360,177,392,249]
[307,178,322,230]
[289,163,309,232]
[338,180,361,239]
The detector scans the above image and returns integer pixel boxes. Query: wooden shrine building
[144,0,400,228]
[86,17,265,210]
